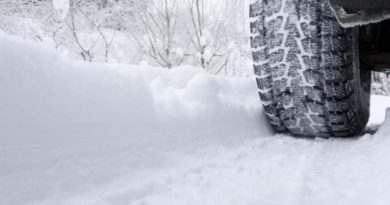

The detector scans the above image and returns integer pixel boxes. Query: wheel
[249,0,371,137]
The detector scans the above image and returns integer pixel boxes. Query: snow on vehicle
[249,0,390,137]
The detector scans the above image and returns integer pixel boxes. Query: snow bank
[369,95,390,126]
[1,33,390,205]
[0,33,270,205]
[0,33,268,135]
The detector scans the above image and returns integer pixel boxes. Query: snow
[1,34,390,205]
[52,0,69,19]
[369,95,390,127]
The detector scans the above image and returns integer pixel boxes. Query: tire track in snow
[123,129,390,205]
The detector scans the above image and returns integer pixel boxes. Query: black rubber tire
[249,0,371,137]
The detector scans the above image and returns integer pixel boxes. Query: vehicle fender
[330,0,390,27]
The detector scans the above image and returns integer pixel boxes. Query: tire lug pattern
[250,0,371,137]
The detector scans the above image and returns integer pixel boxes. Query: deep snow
[1,34,390,205]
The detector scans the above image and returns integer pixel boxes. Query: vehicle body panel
[335,0,390,13]
[330,0,390,27]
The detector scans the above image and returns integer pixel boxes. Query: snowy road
[1,34,390,205]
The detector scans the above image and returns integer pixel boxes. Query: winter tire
[249,0,371,137]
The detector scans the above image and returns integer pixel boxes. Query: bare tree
[77,8,116,62]
[133,0,183,68]
[60,0,120,62]
[185,0,207,68]
[184,0,238,72]
[67,8,96,61]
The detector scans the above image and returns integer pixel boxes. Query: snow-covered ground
[369,95,390,126]
[1,34,390,205]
